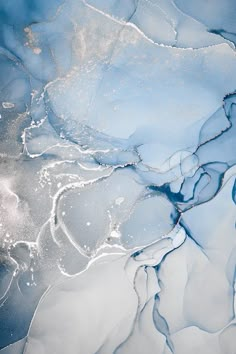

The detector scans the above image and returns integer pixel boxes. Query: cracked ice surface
[0,0,236,353]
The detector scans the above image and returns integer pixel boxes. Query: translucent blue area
[0,0,235,353]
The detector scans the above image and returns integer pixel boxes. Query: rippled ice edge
[0,0,236,353]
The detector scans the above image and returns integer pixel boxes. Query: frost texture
[0,0,236,353]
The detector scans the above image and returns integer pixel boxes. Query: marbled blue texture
[0,1,235,353]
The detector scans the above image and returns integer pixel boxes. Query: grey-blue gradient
[0,0,235,353]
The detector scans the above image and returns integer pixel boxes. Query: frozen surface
[0,0,235,353]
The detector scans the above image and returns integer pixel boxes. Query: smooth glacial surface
[0,1,236,353]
